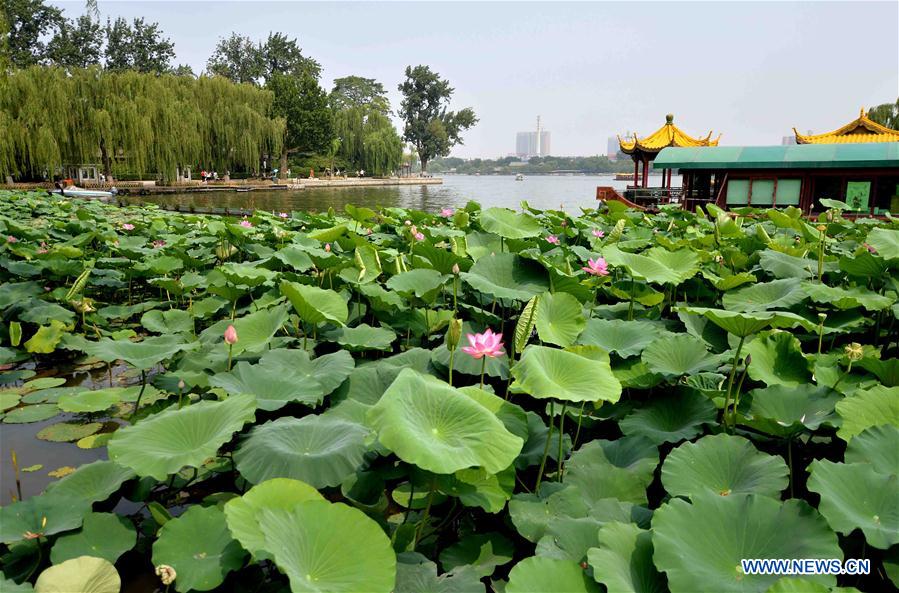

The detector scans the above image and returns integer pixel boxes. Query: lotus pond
[0,189,898,593]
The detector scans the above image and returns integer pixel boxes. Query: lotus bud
[744,354,751,366]
[844,342,863,362]
[452,263,460,275]
[447,318,463,350]
[404,220,412,226]
[816,224,827,232]
[177,379,186,390]
[324,243,331,252]
[224,324,238,345]
[155,565,177,586]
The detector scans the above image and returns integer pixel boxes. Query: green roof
[653,143,899,170]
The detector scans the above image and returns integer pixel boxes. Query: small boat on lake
[515,173,524,181]
[49,183,117,200]
[614,172,635,181]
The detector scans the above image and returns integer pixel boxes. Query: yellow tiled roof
[618,114,720,154]
[795,109,899,144]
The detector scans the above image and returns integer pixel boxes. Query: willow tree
[331,76,403,176]
[0,67,284,180]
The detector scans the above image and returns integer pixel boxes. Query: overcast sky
[62,1,898,158]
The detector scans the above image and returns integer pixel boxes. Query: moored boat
[48,184,117,200]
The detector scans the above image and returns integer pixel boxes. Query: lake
[127,174,667,213]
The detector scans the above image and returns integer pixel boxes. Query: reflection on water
[127,174,658,214]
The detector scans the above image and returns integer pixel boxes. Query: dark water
[127,174,658,214]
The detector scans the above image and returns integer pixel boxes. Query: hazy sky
[61,1,898,158]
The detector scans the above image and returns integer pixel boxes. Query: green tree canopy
[103,16,175,74]
[268,71,333,177]
[2,0,64,68]
[397,65,477,172]
[0,67,284,180]
[868,98,899,130]
[206,32,320,86]
[46,13,102,69]
[330,76,390,114]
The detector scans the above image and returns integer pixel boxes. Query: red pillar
[642,156,649,188]
[633,157,638,187]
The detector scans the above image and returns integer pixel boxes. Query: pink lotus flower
[152,240,165,248]
[224,324,238,345]
[461,328,505,359]
[324,243,331,252]
[404,220,412,226]
[546,235,559,245]
[279,212,288,219]
[592,229,605,238]
[239,219,253,228]
[582,257,609,276]
[122,223,135,231]
[441,208,454,217]
[414,231,425,241]
[864,243,877,254]
[6,235,17,243]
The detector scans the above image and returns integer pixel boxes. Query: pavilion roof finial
[665,114,674,124]
[618,114,719,155]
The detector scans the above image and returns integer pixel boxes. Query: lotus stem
[479,357,487,389]
[413,481,435,550]
[11,449,22,501]
[558,402,567,481]
[817,313,827,354]
[732,356,752,420]
[817,226,826,283]
[130,370,148,422]
[627,274,636,321]
[227,343,234,371]
[448,348,455,387]
[573,402,586,449]
[535,401,555,494]
[722,335,746,432]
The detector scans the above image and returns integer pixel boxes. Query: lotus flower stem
[413,481,436,550]
[479,357,487,389]
[817,313,827,354]
[227,343,233,371]
[558,402,567,481]
[10,449,22,501]
[572,402,586,449]
[448,348,456,386]
[535,401,555,493]
[130,370,148,422]
[732,356,751,421]
[627,274,636,321]
[722,336,746,432]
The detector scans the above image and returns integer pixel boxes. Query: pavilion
[618,114,719,200]
[794,109,899,144]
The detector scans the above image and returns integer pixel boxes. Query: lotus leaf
[439,532,514,578]
[77,334,196,369]
[2,404,59,423]
[511,345,621,403]
[479,207,542,239]
[140,309,195,333]
[577,318,665,358]
[387,268,445,299]
[33,556,119,593]
[835,385,899,442]
[108,393,256,480]
[281,281,348,325]
[744,384,839,436]
[461,253,549,301]
[844,424,899,476]
[721,278,805,313]
[743,331,810,387]
[641,333,720,377]
[327,323,397,350]
[50,513,135,564]
[44,460,136,503]
[619,390,716,444]
[602,246,699,285]
[395,555,485,593]
[535,291,585,347]
[865,227,899,260]
[36,422,102,442]
[565,438,657,504]
[0,492,90,544]
[506,556,599,593]
[586,521,667,593]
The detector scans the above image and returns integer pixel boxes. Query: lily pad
[3,404,60,424]
[76,334,197,369]
[57,389,122,413]
[36,422,102,443]
[33,556,120,593]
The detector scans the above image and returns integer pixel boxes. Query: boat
[48,184,117,200]
[614,172,635,181]
[515,173,524,181]
[235,187,254,193]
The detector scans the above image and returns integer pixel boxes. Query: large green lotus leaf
[506,556,599,593]
[36,421,101,443]
[839,251,887,279]
[844,424,899,476]
[807,459,899,549]
[743,384,840,437]
[758,250,816,279]
[327,323,397,351]
[641,334,720,377]
[235,415,369,487]
[0,281,43,309]
[77,334,196,369]
[44,460,135,503]
[511,345,621,403]
[24,320,68,354]
[395,555,486,593]
[722,278,806,313]
[50,513,135,565]
[57,388,122,413]
[0,390,21,411]
[619,390,716,444]
[565,438,658,504]
[586,522,667,593]
[459,386,529,440]
[535,516,608,562]
[602,245,699,285]
[652,492,841,593]
[223,478,324,560]
[743,331,810,387]
[479,207,543,239]
[140,309,194,334]
[281,281,348,325]
[386,269,445,300]
[218,261,276,287]
[151,505,245,593]
[33,556,119,593]
[802,282,895,311]
[461,253,549,301]
[18,300,75,326]
[367,368,523,474]
[210,349,353,411]
[223,304,291,354]
[0,492,91,544]
[257,501,396,593]
[352,242,382,283]
[662,434,788,499]
[856,357,899,387]
[675,306,815,336]
[535,292,585,347]
[3,404,60,423]
[577,319,665,358]
[273,245,314,272]
[437,466,515,513]
[835,385,899,442]
[108,393,256,480]
[866,227,899,260]
[439,532,514,578]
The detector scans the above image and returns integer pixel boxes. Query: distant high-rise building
[515,116,551,158]
[607,136,620,161]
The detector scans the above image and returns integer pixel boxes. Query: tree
[2,0,64,68]
[104,17,174,74]
[397,65,477,172]
[46,13,102,68]
[267,71,333,178]
[259,32,320,81]
[330,76,390,114]
[206,33,262,84]
[171,64,196,78]
[868,98,899,130]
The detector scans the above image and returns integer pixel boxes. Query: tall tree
[206,33,262,84]
[2,0,63,68]
[868,98,899,130]
[259,32,320,81]
[46,13,102,68]
[330,76,390,114]
[104,17,174,74]
[267,71,333,178]
[397,65,476,173]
